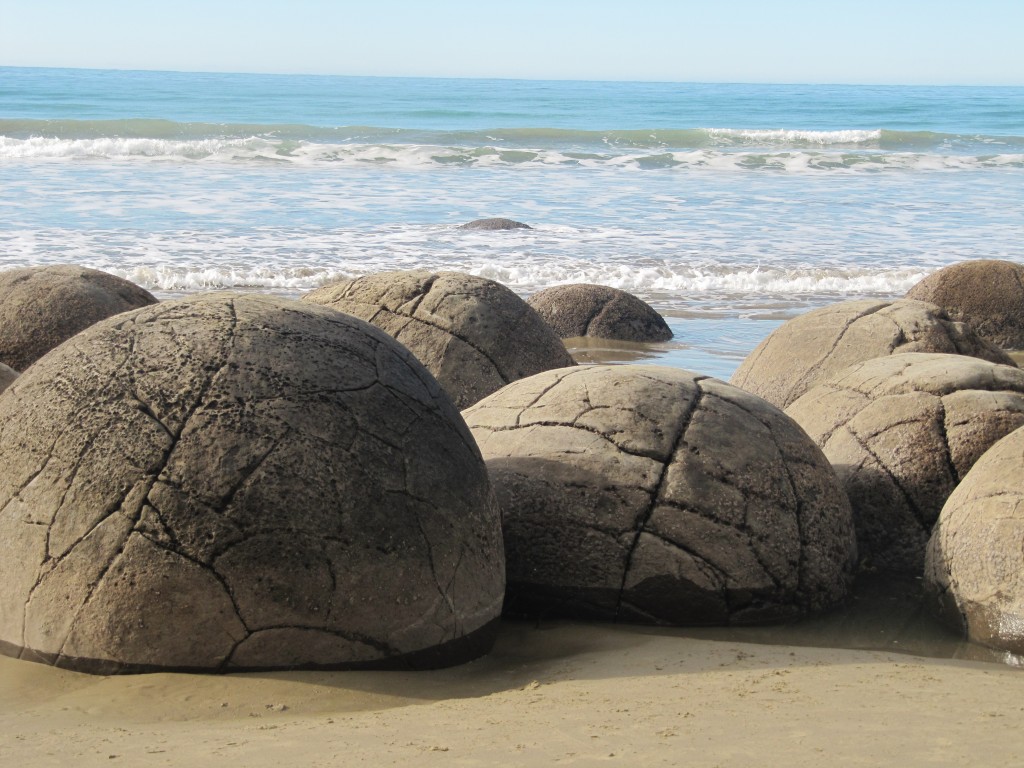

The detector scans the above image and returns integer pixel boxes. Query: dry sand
[2,613,1022,767]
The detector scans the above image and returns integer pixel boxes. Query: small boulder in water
[457,218,532,231]
[527,283,672,342]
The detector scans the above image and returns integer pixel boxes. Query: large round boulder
[0,293,504,673]
[925,425,1024,654]
[786,353,1024,574]
[731,299,1013,409]
[463,365,857,625]
[0,265,157,371]
[302,270,574,409]
[527,284,673,342]
[906,259,1024,350]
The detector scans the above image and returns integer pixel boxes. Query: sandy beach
[2,616,1022,767]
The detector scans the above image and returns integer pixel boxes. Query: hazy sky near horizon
[2,0,1022,85]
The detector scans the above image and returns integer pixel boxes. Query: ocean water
[2,66,1023,378]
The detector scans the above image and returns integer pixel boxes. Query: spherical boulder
[786,353,1024,574]
[0,293,504,673]
[527,284,673,342]
[731,299,1013,409]
[0,265,157,371]
[458,217,531,230]
[906,259,1024,350]
[925,425,1024,654]
[302,270,574,409]
[463,365,857,625]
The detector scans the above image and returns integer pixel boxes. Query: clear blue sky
[2,0,1022,85]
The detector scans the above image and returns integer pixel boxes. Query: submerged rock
[0,293,504,673]
[457,217,531,230]
[464,365,857,625]
[786,353,1024,573]
[731,299,1013,410]
[906,259,1024,351]
[0,265,157,371]
[302,270,574,409]
[527,284,673,342]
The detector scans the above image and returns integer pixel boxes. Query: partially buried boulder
[786,353,1024,574]
[925,425,1024,654]
[0,265,157,371]
[0,293,504,673]
[731,299,1013,410]
[527,284,673,343]
[0,363,17,394]
[464,365,857,625]
[906,259,1024,350]
[302,270,574,409]
[458,217,531,230]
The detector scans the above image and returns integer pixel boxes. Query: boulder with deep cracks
[0,293,504,673]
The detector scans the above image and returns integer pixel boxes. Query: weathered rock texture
[0,293,504,674]
[0,265,157,371]
[925,425,1024,654]
[906,259,1024,350]
[464,365,857,625]
[458,218,531,230]
[527,284,673,343]
[0,363,17,394]
[786,353,1024,574]
[731,299,1013,410]
[302,270,574,409]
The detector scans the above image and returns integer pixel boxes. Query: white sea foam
[3,136,1022,172]
[705,128,882,145]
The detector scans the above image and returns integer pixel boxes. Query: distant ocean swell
[3,120,1023,171]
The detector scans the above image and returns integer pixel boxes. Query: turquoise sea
[2,67,1023,377]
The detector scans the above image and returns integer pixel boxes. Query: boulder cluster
[0,256,1021,671]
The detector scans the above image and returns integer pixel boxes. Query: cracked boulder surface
[0,265,157,372]
[730,299,1014,410]
[785,352,1024,574]
[906,259,1024,351]
[0,293,504,674]
[301,270,575,409]
[463,365,857,625]
[924,425,1024,655]
[527,284,673,343]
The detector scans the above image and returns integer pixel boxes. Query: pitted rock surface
[0,265,157,371]
[0,293,504,673]
[906,259,1024,350]
[463,365,857,625]
[786,352,1024,574]
[527,284,673,342]
[731,299,1013,409]
[457,218,531,230]
[302,270,574,409]
[925,425,1024,654]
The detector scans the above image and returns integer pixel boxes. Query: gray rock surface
[0,265,157,371]
[786,353,1024,574]
[457,218,531,230]
[464,365,857,625]
[302,270,574,409]
[0,293,504,673]
[906,259,1024,350]
[925,425,1024,654]
[0,363,17,394]
[731,299,1014,409]
[527,284,673,342]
